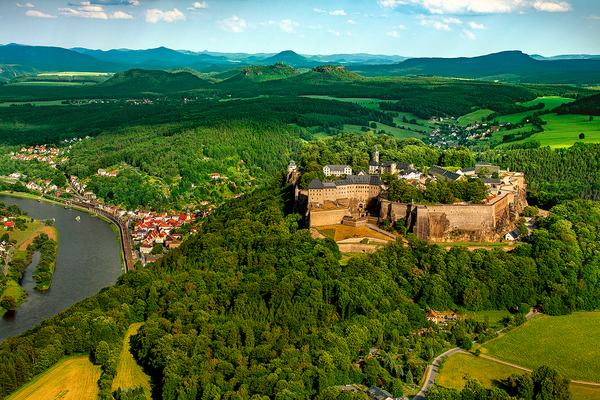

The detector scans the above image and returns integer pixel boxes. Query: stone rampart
[309,208,351,227]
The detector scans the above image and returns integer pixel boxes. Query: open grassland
[495,114,600,148]
[316,224,393,241]
[7,82,89,86]
[112,323,152,398]
[480,313,600,383]
[436,352,519,391]
[465,309,512,329]
[303,95,387,109]
[0,280,27,315]
[457,109,495,126]
[436,352,600,400]
[342,124,425,140]
[5,221,44,244]
[519,96,575,111]
[6,356,101,400]
[37,72,112,77]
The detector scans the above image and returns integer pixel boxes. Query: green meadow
[457,109,495,126]
[480,313,600,383]
[495,114,600,148]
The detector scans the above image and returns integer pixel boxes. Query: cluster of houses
[97,169,119,177]
[10,145,61,166]
[25,180,59,194]
[427,121,507,148]
[62,136,92,144]
[133,211,194,263]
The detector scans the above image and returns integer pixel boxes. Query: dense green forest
[1,177,598,399]
[478,142,600,203]
[553,92,600,116]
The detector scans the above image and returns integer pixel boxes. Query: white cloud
[378,0,573,15]
[26,9,56,18]
[110,11,133,19]
[308,24,322,29]
[378,0,406,7]
[143,8,185,23]
[16,3,34,7]
[192,1,208,8]
[217,15,246,32]
[419,19,451,30]
[348,19,357,24]
[467,21,486,29]
[329,10,346,16]
[279,19,298,33]
[462,29,476,39]
[533,1,571,12]
[387,30,401,37]
[59,6,108,19]
[584,15,600,20]
[398,24,407,29]
[314,8,326,13]
[444,17,462,23]
[329,29,340,35]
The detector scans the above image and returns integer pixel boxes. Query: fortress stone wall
[380,189,526,242]
[309,208,351,227]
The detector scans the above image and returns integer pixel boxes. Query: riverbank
[1,194,122,342]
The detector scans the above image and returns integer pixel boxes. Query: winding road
[413,309,547,399]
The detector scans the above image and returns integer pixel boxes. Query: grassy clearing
[0,100,72,107]
[5,221,44,244]
[465,309,512,329]
[316,225,393,241]
[457,109,495,126]
[113,323,152,398]
[37,72,112,77]
[0,280,27,315]
[436,352,600,400]
[302,95,386,109]
[519,96,575,111]
[436,352,517,391]
[495,114,600,148]
[6,356,101,400]
[342,123,425,140]
[480,313,600,383]
[7,82,88,86]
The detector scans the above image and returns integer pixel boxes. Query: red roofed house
[426,309,440,324]
[4,221,15,229]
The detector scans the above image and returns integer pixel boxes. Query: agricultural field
[5,356,101,400]
[519,96,576,111]
[435,352,600,400]
[480,313,600,383]
[0,100,71,107]
[457,109,495,126]
[495,113,600,148]
[113,323,152,399]
[4,221,44,247]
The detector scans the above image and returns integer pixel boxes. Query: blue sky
[1,0,599,57]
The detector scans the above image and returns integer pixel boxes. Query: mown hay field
[6,356,100,400]
[112,323,152,398]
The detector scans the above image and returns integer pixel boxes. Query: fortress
[296,149,528,243]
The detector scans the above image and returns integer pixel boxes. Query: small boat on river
[75,216,81,222]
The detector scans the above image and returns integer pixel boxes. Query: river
[0,195,121,342]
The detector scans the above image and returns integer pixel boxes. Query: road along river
[0,195,121,342]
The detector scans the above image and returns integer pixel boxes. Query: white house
[323,165,352,177]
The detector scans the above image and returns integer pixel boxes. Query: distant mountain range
[1,43,600,84]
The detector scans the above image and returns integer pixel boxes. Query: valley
[0,41,599,400]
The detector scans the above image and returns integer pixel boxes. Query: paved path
[413,309,544,398]
[413,347,464,400]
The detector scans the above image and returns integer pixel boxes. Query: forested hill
[553,92,600,116]
[347,50,600,84]
[2,178,600,399]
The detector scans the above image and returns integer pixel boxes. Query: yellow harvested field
[19,226,58,251]
[6,356,101,400]
[317,224,393,241]
[113,323,152,398]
